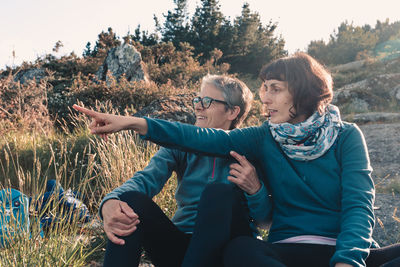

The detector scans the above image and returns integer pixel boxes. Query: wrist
[126,117,148,135]
[248,182,262,195]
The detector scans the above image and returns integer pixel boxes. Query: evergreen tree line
[83,0,287,76]
[81,0,400,74]
[307,19,400,66]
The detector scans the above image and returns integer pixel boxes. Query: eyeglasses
[192,96,229,109]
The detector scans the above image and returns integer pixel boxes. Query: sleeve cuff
[245,182,267,201]
[139,117,153,140]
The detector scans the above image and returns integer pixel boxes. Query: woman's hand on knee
[228,151,262,195]
[102,199,140,245]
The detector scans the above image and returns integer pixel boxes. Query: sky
[1,0,400,70]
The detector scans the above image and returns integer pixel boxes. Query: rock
[134,93,196,124]
[14,68,47,84]
[393,85,400,101]
[344,112,400,124]
[333,73,400,112]
[331,60,365,72]
[96,43,148,83]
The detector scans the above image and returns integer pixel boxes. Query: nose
[260,89,272,105]
[194,100,204,111]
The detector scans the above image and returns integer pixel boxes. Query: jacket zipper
[211,157,216,179]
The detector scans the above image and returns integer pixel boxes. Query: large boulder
[96,43,148,83]
[134,93,196,124]
[14,68,47,84]
[332,73,400,113]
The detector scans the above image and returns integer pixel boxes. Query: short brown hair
[259,52,333,118]
[201,75,253,129]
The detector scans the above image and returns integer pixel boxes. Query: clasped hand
[102,199,140,245]
[228,151,261,195]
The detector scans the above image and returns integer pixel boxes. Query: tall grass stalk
[0,101,177,266]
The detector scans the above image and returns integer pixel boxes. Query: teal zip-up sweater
[141,117,375,267]
[100,147,270,234]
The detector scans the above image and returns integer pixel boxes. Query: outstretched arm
[72,104,148,135]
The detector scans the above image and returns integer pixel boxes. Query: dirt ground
[359,122,400,246]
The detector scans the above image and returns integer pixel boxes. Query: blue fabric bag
[0,188,30,247]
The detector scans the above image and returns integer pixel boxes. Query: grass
[0,102,177,266]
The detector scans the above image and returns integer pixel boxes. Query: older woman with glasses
[82,74,268,267]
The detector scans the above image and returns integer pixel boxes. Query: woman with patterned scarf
[74,53,400,267]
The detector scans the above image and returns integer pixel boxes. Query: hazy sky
[1,0,400,69]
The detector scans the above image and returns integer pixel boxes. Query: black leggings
[181,183,253,267]
[223,236,400,267]
[103,191,191,267]
[103,183,251,267]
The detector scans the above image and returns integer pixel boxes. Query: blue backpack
[0,188,30,247]
[36,180,91,229]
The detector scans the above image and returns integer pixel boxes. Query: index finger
[230,151,248,165]
[72,104,98,118]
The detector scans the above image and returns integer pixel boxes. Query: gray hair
[201,74,253,129]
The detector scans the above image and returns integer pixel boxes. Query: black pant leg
[367,243,400,267]
[272,243,335,267]
[103,191,191,267]
[223,236,286,267]
[182,183,252,267]
[224,237,337,267]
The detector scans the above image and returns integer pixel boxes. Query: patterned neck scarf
[269,104,342,161]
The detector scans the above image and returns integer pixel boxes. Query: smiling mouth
[268,109,278,115]
[196,116,206,120]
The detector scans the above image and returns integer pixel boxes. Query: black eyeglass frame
[192,96,230,109]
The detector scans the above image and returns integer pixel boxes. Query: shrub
[0,73,52,134]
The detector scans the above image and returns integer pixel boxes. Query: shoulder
[336,121,369,157]
[338,121,365,142]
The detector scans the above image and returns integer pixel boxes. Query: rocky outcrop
[134,93,196,124]
[14,68,47,84]
[332,73,400,113]
[331,60,365,72]
[96,43,148,83]
[344,112,400,123]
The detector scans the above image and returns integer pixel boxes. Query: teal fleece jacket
[100,147,270,234]
[141,117,375,267]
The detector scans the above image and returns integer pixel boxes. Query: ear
[228,106,241,121]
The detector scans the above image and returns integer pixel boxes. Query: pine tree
[224,3,286,74]
[190,0,227,59]
[82,42,92,58]
[131,25,159,46]
[91,27,121,58]
[161,0,190,48]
